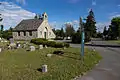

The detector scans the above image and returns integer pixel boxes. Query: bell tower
[42,12,48,21]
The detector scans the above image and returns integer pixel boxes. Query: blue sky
[0,0,120,32]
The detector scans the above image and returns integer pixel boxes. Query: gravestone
[9,38,14,44]
[0,48,2,52]
[42,65,47,73]
[30,46,35,51]
[63,47,66,50]
[39,45,43,49]
[16,42,21,48]
[23,43,26,48]
[4,41,8,43]
[45,45,47,48]
[1,41,3,42]
[47,54,52,57]
[9,38,16,47]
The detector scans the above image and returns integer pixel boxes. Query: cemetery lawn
[0,47,102,80]
[108,40,120,44]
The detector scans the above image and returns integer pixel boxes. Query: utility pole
[80,17,85,57]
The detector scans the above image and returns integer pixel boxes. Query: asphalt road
[73,41,120,80]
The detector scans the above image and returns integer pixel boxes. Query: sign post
[80,17,85,57]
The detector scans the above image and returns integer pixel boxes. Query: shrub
[72,32,81,44]
[31,38,70,48]
[55,42,64,48]
[54,37,64,40]
[64,43,70,48]
[31,38,47,45]
[46,41,56,47]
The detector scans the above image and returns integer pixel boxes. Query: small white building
[13,12,56,40]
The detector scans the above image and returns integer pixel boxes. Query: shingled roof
[14,19,43,31]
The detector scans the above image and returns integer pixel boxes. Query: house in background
[13,12,56,40]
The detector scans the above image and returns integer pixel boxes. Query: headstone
[47,54,52,57]
[45,45,47,48]
[8,45,11,49]
[16,43,21,48]
[9,43,16,47]
[30,46,35,51]
[23,44,26,48]
[42,65,47,72]
[0,48,2,52]
[39,45,43,49]
[9,38,14,44]
[63,47,66,50]
[4,41,8,43]
[1,41,3,42]
[9,38,16,49]
[91,47,95,51]
[0,38,1,41]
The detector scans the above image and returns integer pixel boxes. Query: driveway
[73,41,120,80]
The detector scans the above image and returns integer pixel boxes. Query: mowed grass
[108,40,120,44]
[0,47,102,80]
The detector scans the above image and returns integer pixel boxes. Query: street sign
[80,17,85,57]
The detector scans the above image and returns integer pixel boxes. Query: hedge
[31,38,70,48]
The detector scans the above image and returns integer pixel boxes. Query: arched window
[29,31,32,36]
[18,31,20,36]
[23,31,26,36]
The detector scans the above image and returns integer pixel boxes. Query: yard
[0,45,102,80]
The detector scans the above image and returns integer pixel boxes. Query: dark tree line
[103,17,120,40]
[53,9,97,43]
[53,23,75,40]
[72,9,97,43]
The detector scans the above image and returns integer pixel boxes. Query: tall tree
[111,17,120,39]
[2,27,13,39]
[55,29,61,38]
[60,27,64,38]
[52,28,56,34]
[84,9,97,41]
[103,26,108,37]
[65,23,75,37]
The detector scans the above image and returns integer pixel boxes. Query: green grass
[108,40,120,44]
[0,47,102,80]
[0,42,9,47]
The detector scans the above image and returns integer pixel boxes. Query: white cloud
[16,0,26,5]
[118,5,120,7]
[96,22,110,32]
[0,2,35,29]
[110,14,120,19]
[49,21,57,29]
[68,0,80,3]
[92,0,96,6]
[73,20,79,24]
[109,12,118,16]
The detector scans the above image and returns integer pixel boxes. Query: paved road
[73,41,120,80]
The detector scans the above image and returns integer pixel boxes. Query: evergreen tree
[2,27,13,39]
[84,9,97,41]
[103,26,108,37]
[65,23,75,37]
[111,17,120,38]
[60,27,64,39]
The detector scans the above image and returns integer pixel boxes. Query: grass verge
[108,40,120,44]
[0,47,102,80]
